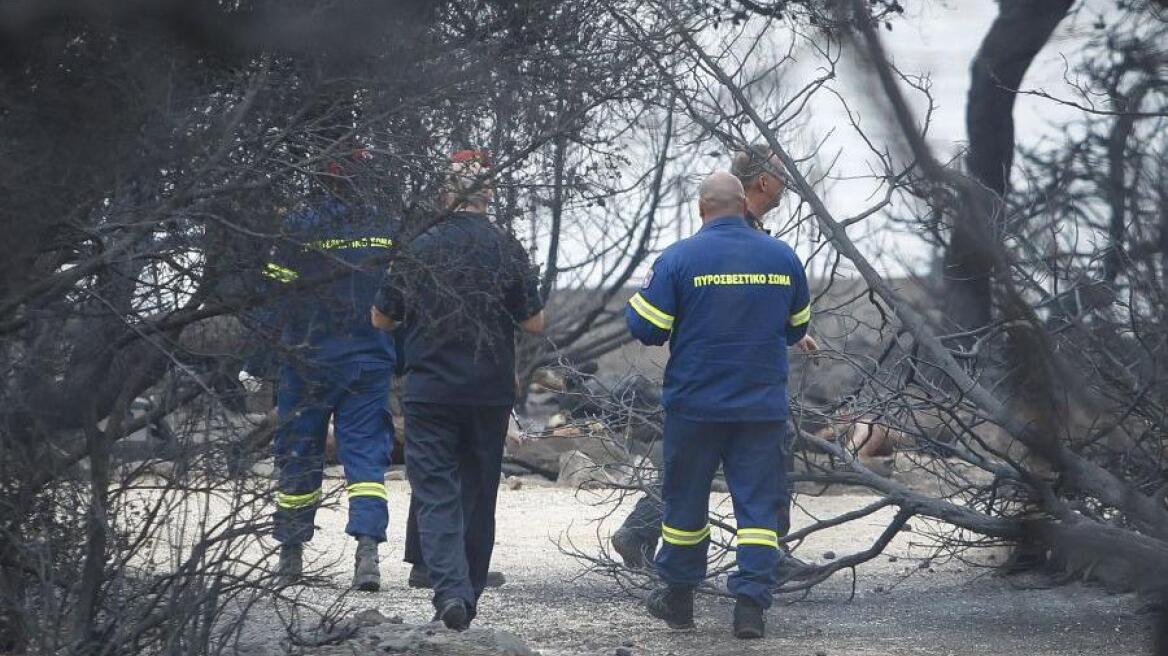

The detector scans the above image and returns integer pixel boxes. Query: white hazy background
[785,0,1106,277]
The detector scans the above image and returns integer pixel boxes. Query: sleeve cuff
[788,304,811,327]
[629,292,674,331]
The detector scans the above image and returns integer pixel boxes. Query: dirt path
[269,476,1148,656]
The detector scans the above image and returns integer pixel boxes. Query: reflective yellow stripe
[276,488,321,509]
[736,527,779,548]
[661,523,710,546]
[309,237,394,251]
[629,292,675,331]
[263,263,299,283]
[788,304,811,327]
[346,481,388,501]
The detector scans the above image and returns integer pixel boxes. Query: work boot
[409,563,506,589]
[434,598,470,631]
[774,550,817,583]
[277,543,303,586]
[732,596,765,639]
[353,536,380,592]
[645,586,694,630]
[611,528,657,569]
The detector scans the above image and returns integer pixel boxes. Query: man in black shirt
[371,149,545,630]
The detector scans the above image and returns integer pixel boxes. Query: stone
[615,648,634,656]
[507,430,626,480]
[352,609,394,627]
[545,412,569,430]
[299,621,540,656]
[251,460,276,478]
[386,468,407,481]
[505,476,523,490]
[557,450,604,488]
[552,424,583,439]
[322,465,345,479]
[822,551,836,560]
[532,367,569,392]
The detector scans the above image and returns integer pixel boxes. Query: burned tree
[0,1,678,652]
[550,6,1168,650]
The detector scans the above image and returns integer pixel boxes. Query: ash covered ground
[232,476,1146,656]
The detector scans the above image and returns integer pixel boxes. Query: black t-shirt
[374,212,543,406]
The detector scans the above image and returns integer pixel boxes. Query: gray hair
[731,145,784,187]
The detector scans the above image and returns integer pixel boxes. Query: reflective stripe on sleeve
[661,523,711,546]
[788,304,811,327]
[309,237,394,251]
[629,292,675,331]
[263,263,299,283]
[346,481,388,501]
[276,488,321,510]
[736,527,779,548]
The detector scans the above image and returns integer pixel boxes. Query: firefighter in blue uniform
[264,151,397,591]
[611,146,816,582]
[371,149,544,631]
[627,171,815,639]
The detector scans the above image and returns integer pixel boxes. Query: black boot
[353,536,380,591]
[645,586,694,629]
[277,543,303,586]
[434,598,471,631]
[612,528,658,569]
[733,595,765,639]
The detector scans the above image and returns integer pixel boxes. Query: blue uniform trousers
[621,431,793,542]
[273,361,393,544]
[403,402,511,612]
[655,414,786,608]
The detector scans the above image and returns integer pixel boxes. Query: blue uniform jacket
[263,196,397,369]
[625,216,810,422]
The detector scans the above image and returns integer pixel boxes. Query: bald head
[698,171,746,222]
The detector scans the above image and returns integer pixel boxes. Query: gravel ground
[257,476,1150,656]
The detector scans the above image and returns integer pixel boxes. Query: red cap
[451,148,492,168]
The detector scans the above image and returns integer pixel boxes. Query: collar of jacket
[700,215,748,231]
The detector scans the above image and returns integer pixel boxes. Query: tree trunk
[951,0,1072,334]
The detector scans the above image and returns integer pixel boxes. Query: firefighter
[611,146,815,581]
[370,149,544,630]
[627,171,815,639]
[265,149,396,592]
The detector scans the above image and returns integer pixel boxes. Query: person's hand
[370,305,396,331]
[796,335,819,354]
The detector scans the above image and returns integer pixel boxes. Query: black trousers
[403,402,510,610]
[404,496,423,565]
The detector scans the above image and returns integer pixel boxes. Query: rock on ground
[300,610,537,656]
